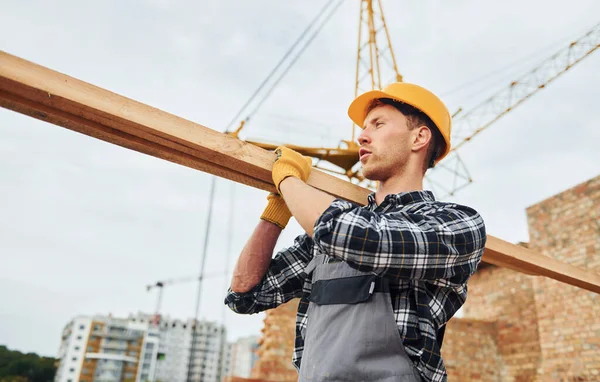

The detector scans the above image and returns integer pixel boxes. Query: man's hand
[260,193,292,229]
[272,146,334,236]
[272,146,313,193]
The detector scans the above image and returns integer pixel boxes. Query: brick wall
[441,318,502,381]
[526,175,600,380]
[442,175,600,381]
[459,265,542,381]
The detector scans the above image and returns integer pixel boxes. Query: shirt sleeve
[224,233,313,314]
[312,199,487,283]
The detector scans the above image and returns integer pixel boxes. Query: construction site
[1,1,599,381]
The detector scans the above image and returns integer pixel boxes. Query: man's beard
[362,158,387,181]
[362,155,407,182]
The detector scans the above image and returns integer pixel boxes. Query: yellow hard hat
[348,82,452,164]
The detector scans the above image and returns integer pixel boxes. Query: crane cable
[224,0,344,132]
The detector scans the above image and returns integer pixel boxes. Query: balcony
[85,352,138,363]
[91,330,141,340]
[102,341,129,351]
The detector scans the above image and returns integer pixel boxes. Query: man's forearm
[230,220,282,293]
[279,177,335,237]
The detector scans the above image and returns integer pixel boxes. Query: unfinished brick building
[443,175,600,381]
[228,175,599,382]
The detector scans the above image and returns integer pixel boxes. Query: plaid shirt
[225,190,486,382]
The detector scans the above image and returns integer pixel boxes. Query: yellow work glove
[260,193,292,229]
[272,146,313,193]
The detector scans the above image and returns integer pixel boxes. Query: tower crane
[427,22,600,197]
[146,271,224,327]
[226,1,599,197]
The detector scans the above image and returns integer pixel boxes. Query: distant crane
[146,271,225,327]
[427,22,600,197]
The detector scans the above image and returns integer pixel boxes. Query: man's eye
[376,122,384,128]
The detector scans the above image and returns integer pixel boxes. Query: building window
[79,325,85,330]
[69,368,75,372]
[74,346,80,351]
[77,335,82,340]
[72,357,77,361]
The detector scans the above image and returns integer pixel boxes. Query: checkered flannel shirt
[224,190,487,382]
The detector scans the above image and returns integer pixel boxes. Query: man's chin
[361,168,382,182]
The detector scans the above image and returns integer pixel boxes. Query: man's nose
[357,130,370,146]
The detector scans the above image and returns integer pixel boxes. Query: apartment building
[132,313,228,382]
[144,315,190,382]
[219,342,233,380]
[186,319,228,382]
[54,313,229,382]
[54,315,159,382]
[227,336,259,378]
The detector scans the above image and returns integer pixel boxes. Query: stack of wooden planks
[1,50,599,294]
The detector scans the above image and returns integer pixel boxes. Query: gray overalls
[299,254,423,382]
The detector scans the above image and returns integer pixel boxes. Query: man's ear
[411,126,432,153]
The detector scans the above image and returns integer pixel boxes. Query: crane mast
[353,0,402,141]
[354,0,402,92]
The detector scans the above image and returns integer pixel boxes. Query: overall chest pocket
[308,274,379,305]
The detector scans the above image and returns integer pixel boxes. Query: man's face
[357,104,413,181]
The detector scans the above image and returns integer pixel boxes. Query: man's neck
[374,172,424,205]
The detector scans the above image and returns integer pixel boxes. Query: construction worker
[225,82,487,382]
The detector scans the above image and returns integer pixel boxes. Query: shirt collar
[367,190,435,208]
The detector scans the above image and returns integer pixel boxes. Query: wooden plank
[1,50,599,294]
[0,88,275,193]
[484,236,600,293]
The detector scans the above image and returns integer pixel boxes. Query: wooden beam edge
[484,236,600,294]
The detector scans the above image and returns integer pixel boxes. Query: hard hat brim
[347,90,391,128]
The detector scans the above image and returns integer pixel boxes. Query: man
[225,82,487,382]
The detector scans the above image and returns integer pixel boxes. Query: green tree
[0,345,56,382]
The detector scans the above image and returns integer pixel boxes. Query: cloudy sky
[1,0,599,357]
